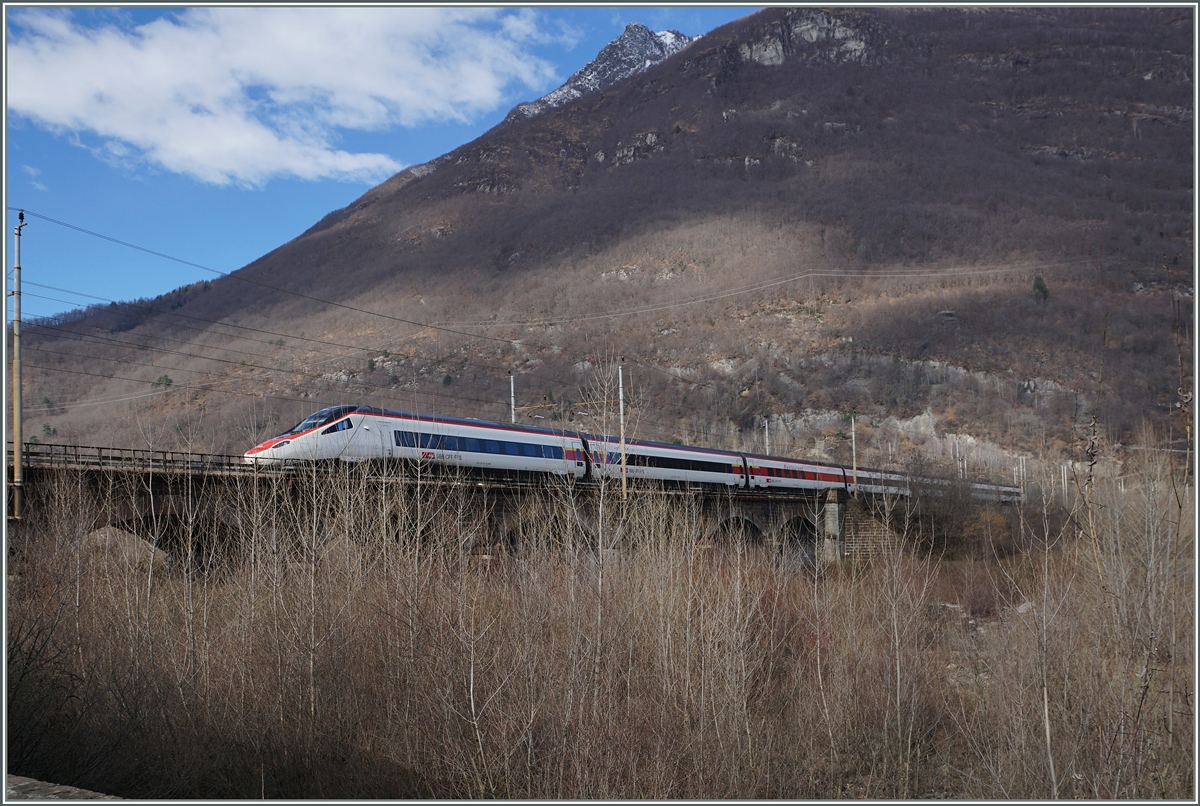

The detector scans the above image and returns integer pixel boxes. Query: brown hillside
[17,7,1194,472]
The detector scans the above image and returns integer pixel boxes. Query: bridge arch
[708,514,766,547]
[777,513,820,569]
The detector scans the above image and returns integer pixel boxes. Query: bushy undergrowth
[7,446,1193,798]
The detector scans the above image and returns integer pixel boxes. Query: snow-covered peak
[505,22,694,123]
[654,29,691,52]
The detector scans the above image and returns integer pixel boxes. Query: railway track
[7,441,1021,503]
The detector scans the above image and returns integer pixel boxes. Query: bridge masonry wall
[822,489,899,562]
[842,495,899,560]
[693,487,897,563]
[12,464,900,564]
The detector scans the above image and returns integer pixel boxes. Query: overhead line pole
[851,414,858,496]
[11,211,25,519]
[619,357,627,501]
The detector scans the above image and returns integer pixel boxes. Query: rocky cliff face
[736,8,891,66]
[504,22,693,123]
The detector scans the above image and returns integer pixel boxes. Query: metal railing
[7,442,248,475]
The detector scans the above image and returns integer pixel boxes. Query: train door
[337,414,373,462]
[579,436,594,480]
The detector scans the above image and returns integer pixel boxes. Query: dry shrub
[6,447,1193,799]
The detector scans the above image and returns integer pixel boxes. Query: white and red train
[244,405,1020,501]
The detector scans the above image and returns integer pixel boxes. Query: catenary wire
[10,207,521,348]
[25,343,524,414]
[25,341,696,442]
[21,282,588,395]
[21,359,695,444]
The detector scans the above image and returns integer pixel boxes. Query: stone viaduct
[7,444,905,567]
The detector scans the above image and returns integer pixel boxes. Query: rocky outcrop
[740,8,890,66]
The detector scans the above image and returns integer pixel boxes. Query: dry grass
[7,440,1193,798]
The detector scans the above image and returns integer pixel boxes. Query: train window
[443,436,458,451]
[621,452,733,475]
[284,405,357,436]
[484,440,501,454]
[463,438,480,453]
[395,431,417,448]
[523,443,539,457]
[504,442,520,456]
[544,445,564,460]
[421,433,452,451]
[322,419,352,436]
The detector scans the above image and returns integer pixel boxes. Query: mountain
[21,7,1193,468]
[505,22,694,123]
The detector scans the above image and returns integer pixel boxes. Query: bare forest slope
[19,7,1194,475]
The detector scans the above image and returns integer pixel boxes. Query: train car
[846,466,912,497]
[245,405,588,479]
[743,453,850,492]
[584,435,747,487]
[744,452,944,498]
[964,480,1023,504]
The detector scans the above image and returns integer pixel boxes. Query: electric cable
[22,282,588,395]
[11,207,520,347]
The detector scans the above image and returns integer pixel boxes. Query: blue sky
[5,5,757,324]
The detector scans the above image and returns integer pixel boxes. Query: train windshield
[279,406,359,436]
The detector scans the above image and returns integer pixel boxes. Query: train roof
[581,433,744,458]
[349,405,581,440]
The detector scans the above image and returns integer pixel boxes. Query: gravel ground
[6,775,120,801]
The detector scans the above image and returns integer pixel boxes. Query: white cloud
[7,7,563,187]
[20,164,47,191]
